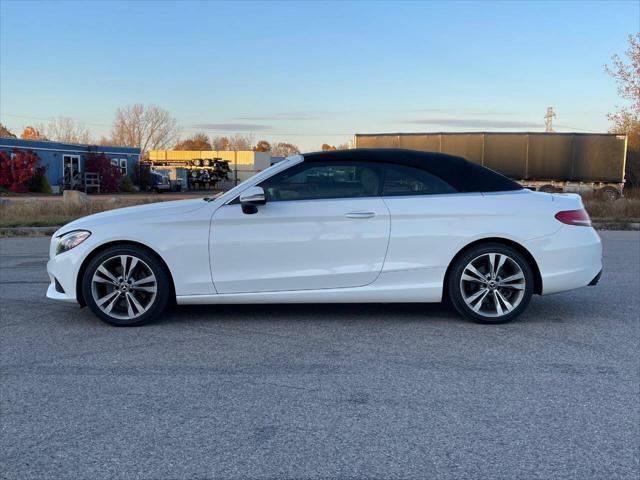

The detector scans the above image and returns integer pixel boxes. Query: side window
[381,164,457,196]
[259,162,381,201]
[110,158,128,175]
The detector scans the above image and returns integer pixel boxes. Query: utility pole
[544,107,556,132]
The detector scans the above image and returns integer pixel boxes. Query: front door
[62,155,81,187]
[210,161,390,294]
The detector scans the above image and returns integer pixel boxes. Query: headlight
[56,230,91,255]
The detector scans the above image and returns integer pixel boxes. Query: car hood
[56,198,210,235]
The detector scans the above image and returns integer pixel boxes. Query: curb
[0,226,60,237]
[592,221,640,231]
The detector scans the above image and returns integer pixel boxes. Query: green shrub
[31,174,52,194]
[119,175,135,193]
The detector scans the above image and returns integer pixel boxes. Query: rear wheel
[448,243,534,324]
[539,184,557,193]
[599,186,620,201]
[82,245,170,326]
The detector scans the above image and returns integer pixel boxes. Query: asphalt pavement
[1,232,638,480]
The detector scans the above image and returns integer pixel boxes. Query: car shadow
[156,302,461,326]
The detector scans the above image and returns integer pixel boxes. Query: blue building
[0,138,141,192]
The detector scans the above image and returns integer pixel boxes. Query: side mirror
[239,186,266,214]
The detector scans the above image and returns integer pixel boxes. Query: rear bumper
[525,226,602,295]
[588,269,603,286]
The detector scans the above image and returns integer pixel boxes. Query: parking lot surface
[1,232,638,480]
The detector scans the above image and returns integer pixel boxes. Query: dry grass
[584,198,640,220]
[0,197,168,228]
[583,188,640,220]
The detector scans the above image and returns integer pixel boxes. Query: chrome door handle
[345,211,376,219]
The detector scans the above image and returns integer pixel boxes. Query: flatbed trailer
[146,158,232,191]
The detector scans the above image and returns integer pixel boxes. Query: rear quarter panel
[381,190,561,274]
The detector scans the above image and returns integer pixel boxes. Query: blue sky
[1,0,638,151]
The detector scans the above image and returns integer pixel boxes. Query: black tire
[447,243,534,324]
[599,186,620,201]
[82,245,170,326]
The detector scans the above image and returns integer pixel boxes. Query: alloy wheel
[90,255,158,320]
[459,253,526,318]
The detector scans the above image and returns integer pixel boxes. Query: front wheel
[82,245,170,326]
[599,186,620,201]
[448,243,534,324]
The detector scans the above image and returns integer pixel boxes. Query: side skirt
[177,268,445,305]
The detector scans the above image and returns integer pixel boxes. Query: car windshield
[214,156,303,203]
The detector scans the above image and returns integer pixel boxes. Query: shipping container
[355,132,628,198]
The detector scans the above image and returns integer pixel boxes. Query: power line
[554,124,598,133]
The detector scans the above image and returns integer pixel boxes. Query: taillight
[555,209,592,227]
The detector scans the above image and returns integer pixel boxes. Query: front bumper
[46,282,76,303]
[45,238,93,304]
[46,255,79,303]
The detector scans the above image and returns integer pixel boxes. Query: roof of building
[0,137,141,155]
[302,148,522,193]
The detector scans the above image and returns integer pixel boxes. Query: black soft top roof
[302,148,522,193]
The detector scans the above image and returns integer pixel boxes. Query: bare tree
[228,133,254,151]
[605,33,640,133]
[38,117,92,144]
[111,104,180,153]
[605,33,640,186]
[98,136,116,146]
[211,136,231,150]
[272,142,300,157]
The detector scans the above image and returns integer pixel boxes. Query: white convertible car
[47,149,602,326]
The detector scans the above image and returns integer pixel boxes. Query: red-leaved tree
[0,149,42,192]
[85,150,122,193]
[0,151,11,189]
